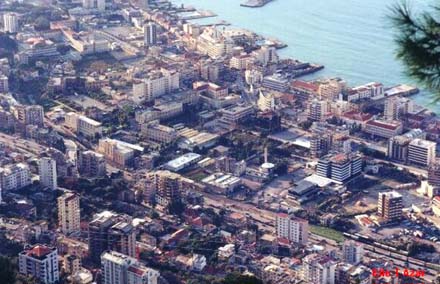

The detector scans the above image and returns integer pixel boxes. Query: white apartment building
[3,13,19,33]
[19,245,59,284]
[101,251,159,284]
[132,69,180,103]
[408,138,436,167]
[65,112,103,138]
[39,157,58,190]
[302,253,336,284]
[197,27,235,59]
[0,163,32,191]
[0,74,9,92]
[58,192,81,235]
[275,213,309,245]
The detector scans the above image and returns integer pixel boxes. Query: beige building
[384,96,414,121]
[65,112,102,138]
[98,138,143,168]
[229,54,253,70]
[141,121,178,144]
[363,120,403,138]
[58,192,80,235]
[378,191,403,222]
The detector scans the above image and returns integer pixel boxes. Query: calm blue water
[173,0,440,112]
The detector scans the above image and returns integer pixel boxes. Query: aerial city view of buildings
[0,0,439,283]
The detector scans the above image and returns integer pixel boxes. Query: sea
[172,0,440,112]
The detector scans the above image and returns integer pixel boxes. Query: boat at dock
[240,0,274,8]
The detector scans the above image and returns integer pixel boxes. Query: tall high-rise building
[342,240,364,265]
[108,221,136,259]
[428,158,440,191]
[139,0,149,10]
[301,253,336,284]
[3,13,19,33]
[101,251,159,284]
[408,138,436,167]
[144,22,157,47]
[19,245,59,284]
[78,150,106,177]
[200,62,220,83]
[146,170,192,208]
[88,211,136,263]
[384,96,414,121]
[275,213,309,245]
[378,191,403,222]
[0,74,9,92]
[97,0,106,11]
[310,133,332,158]
[39,157,58,190]
[63,254,81,275]
[58,192,81,235]
[83,0,106,11]
[308,99,329,121]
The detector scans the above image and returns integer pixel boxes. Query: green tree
[391,2,440,99]
[0,256,16,284]
[222,273,263,284]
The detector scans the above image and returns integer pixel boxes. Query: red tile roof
[366,120,400,130]
[291,80,318,93]
[27,245,52,258]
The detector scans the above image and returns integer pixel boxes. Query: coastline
[171,0,439,113]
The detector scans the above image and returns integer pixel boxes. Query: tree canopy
[391,2,440,99]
